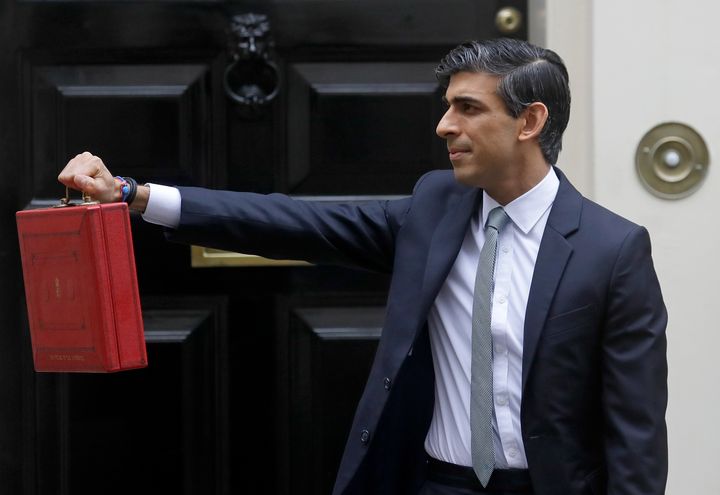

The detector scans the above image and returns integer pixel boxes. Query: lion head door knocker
[224,13,280,112]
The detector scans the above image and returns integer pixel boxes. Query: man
[59,38,668,495]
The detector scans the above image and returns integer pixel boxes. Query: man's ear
[518,102,549,142]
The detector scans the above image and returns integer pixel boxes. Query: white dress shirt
[424,168,559,469]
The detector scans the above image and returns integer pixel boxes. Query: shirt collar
[481,167,560,234]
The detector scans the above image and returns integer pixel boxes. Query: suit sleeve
[164,187,412,273]
[602,226,668,495]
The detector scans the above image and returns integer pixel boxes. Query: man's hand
[58,151,119,203]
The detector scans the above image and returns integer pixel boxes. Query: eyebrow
[441,95,486,108]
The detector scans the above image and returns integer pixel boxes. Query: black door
[0,2,527,493]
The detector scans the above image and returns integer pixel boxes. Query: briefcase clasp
[54,187,100,208]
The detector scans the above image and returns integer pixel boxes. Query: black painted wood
[0,0,527,493]
[285,62,446,195]
[28,63,219,198]
[287,307,383,495]
[22,297,228,495]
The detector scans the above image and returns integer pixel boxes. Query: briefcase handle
[54,187,99,208]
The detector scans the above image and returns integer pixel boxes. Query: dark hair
[435,38,571,164]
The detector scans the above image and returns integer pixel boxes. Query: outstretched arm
[166,186,411,273]
[58,151,412,273]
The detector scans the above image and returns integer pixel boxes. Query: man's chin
[452,167,482,188]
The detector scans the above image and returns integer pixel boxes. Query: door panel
[29,62,218,198]
[24,297,228,494]
[286,62,445,195]
[1,1,528,493]
[284,306,383,495]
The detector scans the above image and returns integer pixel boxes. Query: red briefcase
[16,194,147,372]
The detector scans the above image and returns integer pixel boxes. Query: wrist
[130,185,150,213]
[112,176,125,203]
[114,176,150,213]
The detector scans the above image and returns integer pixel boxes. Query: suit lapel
[419,188,480,320]
[522,169,582,390]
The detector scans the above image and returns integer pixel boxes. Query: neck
[486,160,551,206]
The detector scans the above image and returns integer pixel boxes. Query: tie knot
[486,207,510,233]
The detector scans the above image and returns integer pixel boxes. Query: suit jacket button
[383,377,392,390]
[360,429,370,444]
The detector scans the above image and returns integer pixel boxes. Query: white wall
[529,0,594,196]
[531,1,720,493]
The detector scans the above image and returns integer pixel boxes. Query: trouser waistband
[426,457,533,493]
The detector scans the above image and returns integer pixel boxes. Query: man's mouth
[448,148,469,160]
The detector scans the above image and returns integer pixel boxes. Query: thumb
[73,173,117,203]
[73,174,97,194]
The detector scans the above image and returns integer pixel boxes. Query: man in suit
[59,38,668,495]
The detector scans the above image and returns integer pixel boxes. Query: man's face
[436,71,524,191]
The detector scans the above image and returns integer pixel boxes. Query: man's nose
[436,109,457,138]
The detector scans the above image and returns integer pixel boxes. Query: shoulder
[412,169,474,199]
[568,189,654,267]
[393,169,478,228]
[554,168,641,241]
[581,197,640,233]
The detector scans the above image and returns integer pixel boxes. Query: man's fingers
[73,174,95,193]
[58,152,117,203]
[59,153,105,176]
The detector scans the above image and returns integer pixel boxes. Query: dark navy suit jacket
[167,168,668,495]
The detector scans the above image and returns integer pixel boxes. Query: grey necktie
[471,206,510,487]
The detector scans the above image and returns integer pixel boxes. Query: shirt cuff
[141,183,181,229]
